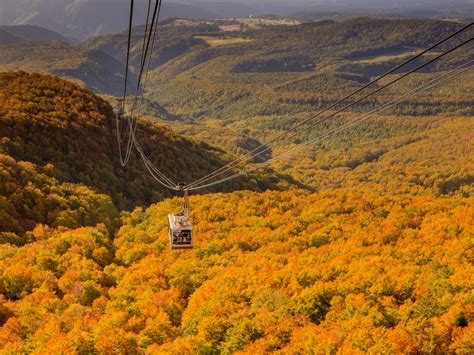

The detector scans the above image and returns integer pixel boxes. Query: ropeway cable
[115,0,177,189]
[117,0,152,163]
[117,0,165,168]
[122,0,182,190]
[185,59,473,191]
[128,0,178,189]
[187,60,473,191]
[185,33,473,189]
[130,0,163,114]
[117,6,471,191]
[137,4,162,114]
[184,23,473,189]
[134,135,180,190]
[117,0,135,166]
[133,0,162,119]
[121,0,163,166]
[126,0,164,165]
[121,0,135,107]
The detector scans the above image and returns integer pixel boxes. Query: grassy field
[195,35,254,47]
[357,50,445,64]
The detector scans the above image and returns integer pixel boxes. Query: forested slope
[109,18,472,190]
[0,154,119,237]
[271,114,474,196]
[0,190,472,353]
[143,18,472,119]
[0,72,290,219]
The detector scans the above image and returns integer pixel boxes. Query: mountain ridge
[0,25,70,44]
[1,0,472,40]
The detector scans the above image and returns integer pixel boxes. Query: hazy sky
[188,0,473,7]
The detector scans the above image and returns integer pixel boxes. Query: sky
[189,0,471,5]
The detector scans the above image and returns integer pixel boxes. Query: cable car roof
[168,214,192,230]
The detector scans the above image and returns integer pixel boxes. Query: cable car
[168,185,193,249]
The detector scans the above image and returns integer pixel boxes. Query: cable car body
[168,186,194,250]
[168,213,193,249]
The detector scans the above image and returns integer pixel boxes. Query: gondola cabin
[168,213,193,249]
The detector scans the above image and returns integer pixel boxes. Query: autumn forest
[0,9,473,355]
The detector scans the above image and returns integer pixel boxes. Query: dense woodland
[0,191,473,353]
[125,18,473,181]
[0,73,289,210]
[0,16,473,354]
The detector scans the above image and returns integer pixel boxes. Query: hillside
[0,25,69,45]
[82,23,214,76]
[86,18,472,194]
[0,154,120,237]
[0,29,22,45]
[1,19,472,197]
[0,41,135,95]
[7,19,472,109]
[0,72,291,215]
[143,18,471,119]
[0,190,472,353]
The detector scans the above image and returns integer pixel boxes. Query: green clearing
[195,35,254,47]
[357,50,444,64]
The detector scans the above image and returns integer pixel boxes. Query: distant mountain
[140,18,470,117]
[0,25,69,44]
[81,17,473,171]
[0,0,219,40]
[0,40,135,95]
[0,21,210,96]
[0,28,22,45]
[293,4,474,22]
[0,25,69,46]
[1,0,471,40]
[82,23,210,75]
